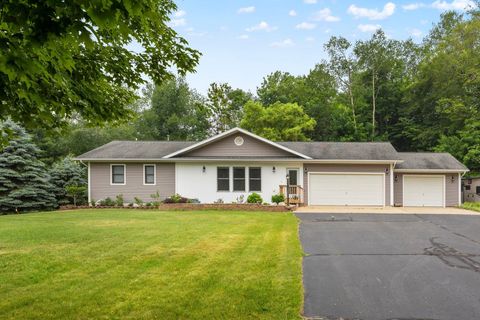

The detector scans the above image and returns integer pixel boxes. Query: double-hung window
[249,167,261,191]
[233,167,246,191]
[144,164,156,185]
[217,167,230,191]
[111,164,126,185]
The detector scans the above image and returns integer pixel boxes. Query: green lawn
[462,202,480,212]
[0,209,303,319]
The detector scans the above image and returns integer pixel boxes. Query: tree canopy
[0,0,200,132]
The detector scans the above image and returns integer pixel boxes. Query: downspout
[391,161,397,206]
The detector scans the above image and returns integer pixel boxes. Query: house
[463,177,480,202]
[75,127,468,207]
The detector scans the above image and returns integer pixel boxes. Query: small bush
[100,197,115,206]
[163,193,188,204]
[271,193,285,205]
[115,194,124,206]
[247,193,263,204]
[134,197,143,206]
[214,198,224,204]
[188,198,200,204]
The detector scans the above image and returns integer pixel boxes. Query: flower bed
[59,203,291,212]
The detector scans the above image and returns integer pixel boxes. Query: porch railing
[279,185,304,205]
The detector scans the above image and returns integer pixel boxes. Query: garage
[403,175,445,207]
[308,173,385,206]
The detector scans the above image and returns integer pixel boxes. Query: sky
[161,0,474,94]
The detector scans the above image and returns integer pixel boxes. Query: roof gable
[163,128,311,159]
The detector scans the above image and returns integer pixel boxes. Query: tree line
[33,10,480,173]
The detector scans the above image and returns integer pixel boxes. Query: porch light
[304,167,308,173]
[202,165,206,173]
[272,166,276,173]
[385,167,389,174]
[394,175,398,182]
[451,176,455,183]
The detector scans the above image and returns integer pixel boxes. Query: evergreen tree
[0,120,57,213]
[49,157,87,206]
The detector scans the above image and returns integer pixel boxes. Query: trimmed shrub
[134,197,143,206]
[271,193,285,205]
[115,194,124,206]
[163,193,188,203]
[247,192,263,204]
[100,197,115,206]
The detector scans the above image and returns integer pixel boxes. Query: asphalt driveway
[296,213,480,320]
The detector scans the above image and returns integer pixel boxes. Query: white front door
[308,173,384,206]
[403,175,444,207]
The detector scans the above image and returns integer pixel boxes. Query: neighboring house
[463,177,480,202]
[75,127,468,207]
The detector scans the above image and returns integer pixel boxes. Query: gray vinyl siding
[90,162,175,203]
[464,178,480,202]
[303,164,391,205]
[393,173,460,207]
[183,133,295,158]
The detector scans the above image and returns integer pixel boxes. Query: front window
[144,164,155,185]
[111,165,125,184]
[233,167,246,191]
[217,167,230,191]
[249,167,261,191]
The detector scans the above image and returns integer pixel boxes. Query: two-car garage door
[309,173,385,206]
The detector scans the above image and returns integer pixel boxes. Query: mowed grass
[462,202,480,212]
[0,209,303,319]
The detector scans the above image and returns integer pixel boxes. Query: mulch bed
[59,203,292,212]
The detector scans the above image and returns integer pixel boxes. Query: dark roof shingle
[278,141,400,160]
[76,141,195,159]
[396,152,468,170]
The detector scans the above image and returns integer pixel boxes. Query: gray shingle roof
[76,141,195,159]
[278,142,400,160]
[396,152,468,170]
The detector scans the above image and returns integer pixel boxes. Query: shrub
[100,197,115,206]
[150,191,161,206]
[187,198,200,204]
[163,193,188,203]
[235,195,245,204]
[214,198,224,204]
[134,197,143,206]
[49,156,87,206]
[115,194,124,206]
[247,192,263,204]
[271,193,285,205]
[65,185,87,206]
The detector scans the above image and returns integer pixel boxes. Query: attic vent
[234,136,244,146]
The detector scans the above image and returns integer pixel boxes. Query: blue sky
[165,0,474,94]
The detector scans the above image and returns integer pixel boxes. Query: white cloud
[174,10,186,18]
[246,21,277,32]
[270,38,295,47]
[169,18,186,27]
[296,22,316,30]
[348,2,396,20]
[289,10,297,16]
[304,0,318,4]
[312,8,341,21]
[238,6,255,14]
[306,36,316,42]
[409,28,423,37]
[357,24,382,32]
[402,3,425,10]
[431,0,475,11]
[238,34,249,40]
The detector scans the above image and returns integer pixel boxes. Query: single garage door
[403,175,444,207]
[309,173,384,206]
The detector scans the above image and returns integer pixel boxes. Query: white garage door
[309,173,384,206]
[403,175,444,207]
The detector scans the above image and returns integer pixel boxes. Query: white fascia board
[394,169,469,173]
[161,127,312,159]
[74,158,402,163]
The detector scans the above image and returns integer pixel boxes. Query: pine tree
[49,157,87,205]
[0,120,57,213]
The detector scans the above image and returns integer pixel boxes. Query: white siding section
[176,162,303,204]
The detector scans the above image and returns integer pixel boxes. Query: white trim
[143,164,156,186]
[307,172,386,207]
[110,164,126,185]
[395,169,468,173]
[75,158,400,164]
[402,174,446,208]
[161,127,312,159]
[390,163,394,206]
[458,172,461,206]
[87,162,91,205]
